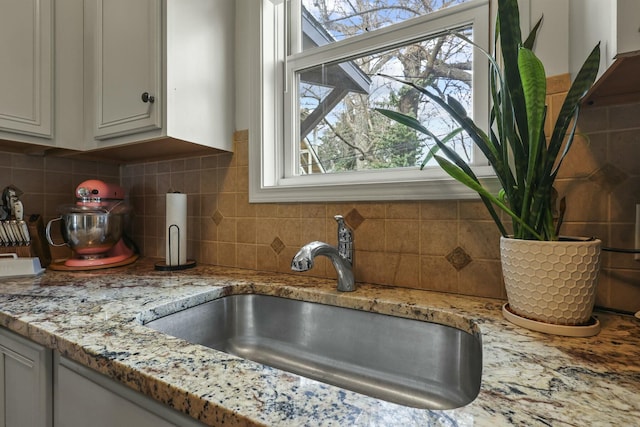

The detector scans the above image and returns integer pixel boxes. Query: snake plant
[376,0,600,240]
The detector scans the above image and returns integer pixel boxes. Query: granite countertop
[0,258,638,426]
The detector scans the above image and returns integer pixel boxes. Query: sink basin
[145,294,482,409]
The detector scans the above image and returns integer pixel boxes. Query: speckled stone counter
[0,258,638,426]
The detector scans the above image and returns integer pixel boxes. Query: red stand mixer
[46,180,137,269]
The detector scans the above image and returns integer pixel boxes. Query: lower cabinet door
[55,356,205,427]
[0,328,52,427]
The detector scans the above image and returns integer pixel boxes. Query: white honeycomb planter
[500,236,601,326]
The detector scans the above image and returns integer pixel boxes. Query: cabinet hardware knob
[141,92,155,103]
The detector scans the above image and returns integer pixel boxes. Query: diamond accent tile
[446,247,472,271]
[270,237,285,254]
[345,208,365,230]
[588,163,628,192]
[212,210,224,226]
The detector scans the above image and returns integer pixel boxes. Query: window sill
[249,164,500,203]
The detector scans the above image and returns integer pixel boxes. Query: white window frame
[249,0,500,203]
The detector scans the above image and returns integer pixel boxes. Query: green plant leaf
[447,95,468,118]
[523,16,543,50]
[498,0,527,141]
[420,128,463,169]
[518,47,546,225]
[547,43,601,178]
[374,108,429,135]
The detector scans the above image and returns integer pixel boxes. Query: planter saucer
[502,303,600,337]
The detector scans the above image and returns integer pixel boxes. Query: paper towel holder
[154,224,196,271]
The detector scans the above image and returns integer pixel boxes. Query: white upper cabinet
[83,0,235,154]
[571,0,640,106]
[85,0,162,140]
[0,0,234,159]
[570,0,640,77]
[0,0,53,139]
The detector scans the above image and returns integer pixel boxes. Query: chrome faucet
[291,215,355,292]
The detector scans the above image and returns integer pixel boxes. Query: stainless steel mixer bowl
[59,212,125,255]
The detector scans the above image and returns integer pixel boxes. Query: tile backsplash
[1,75,638,313]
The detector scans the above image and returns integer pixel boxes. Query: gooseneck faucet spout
[291,215,355,292]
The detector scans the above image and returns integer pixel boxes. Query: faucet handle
[334,215,353,265]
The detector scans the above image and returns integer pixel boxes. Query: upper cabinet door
[86,0,162,140]
[0,0,53,138]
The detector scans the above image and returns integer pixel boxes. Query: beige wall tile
[385,220,419,254]
[217,166,237,193]
[201,194,218,217]
[237,166,249,194]
[458,220,501,260]
[200,168,217,194]
[459,200,493,220]
[235,138,249,167]
[353,202,385,219]
[420,220,458,256]
[277,203,301,218]
[609,130,640,176]
[300,218,327,244]
[256,203,278,218]
[200,217,217,242]
[610,176,640,223]
[577,105,608,133]
[218,218,237,243]
[386,202,419,219]
[237,218,257,244]
[609,102,640,130]
[256,218,279,245]
[458,260,504,299]
[200,155,217,170]
[354,251,396,285]
[389,254,420,288]
[236,193,256,218]
[419,256,457,293]
[556,133,607,179]
[299,203,327,219]
[555,178,609,222]
[44,171,73,194]
[594,268,610,308]
[353,219,385,252]
[609,223,640,269]
[237,243,257,270]
[256,245,278,272]
[606,268,640,313]
[276,218,302,248]
[12,168,44,193]
[420,200,457,220]
[218,242,236,267]
[217,193,236,218]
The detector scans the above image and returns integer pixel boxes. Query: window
[249,0,498,202]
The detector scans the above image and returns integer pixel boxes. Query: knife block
[0,215,51,267]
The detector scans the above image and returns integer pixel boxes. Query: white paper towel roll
[166,192,187,266]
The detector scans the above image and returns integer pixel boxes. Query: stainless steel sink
[145,294,482,409]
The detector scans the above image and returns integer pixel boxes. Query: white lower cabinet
[0,328,52,427]
[54,355,206,427]
[0,327,204,427]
